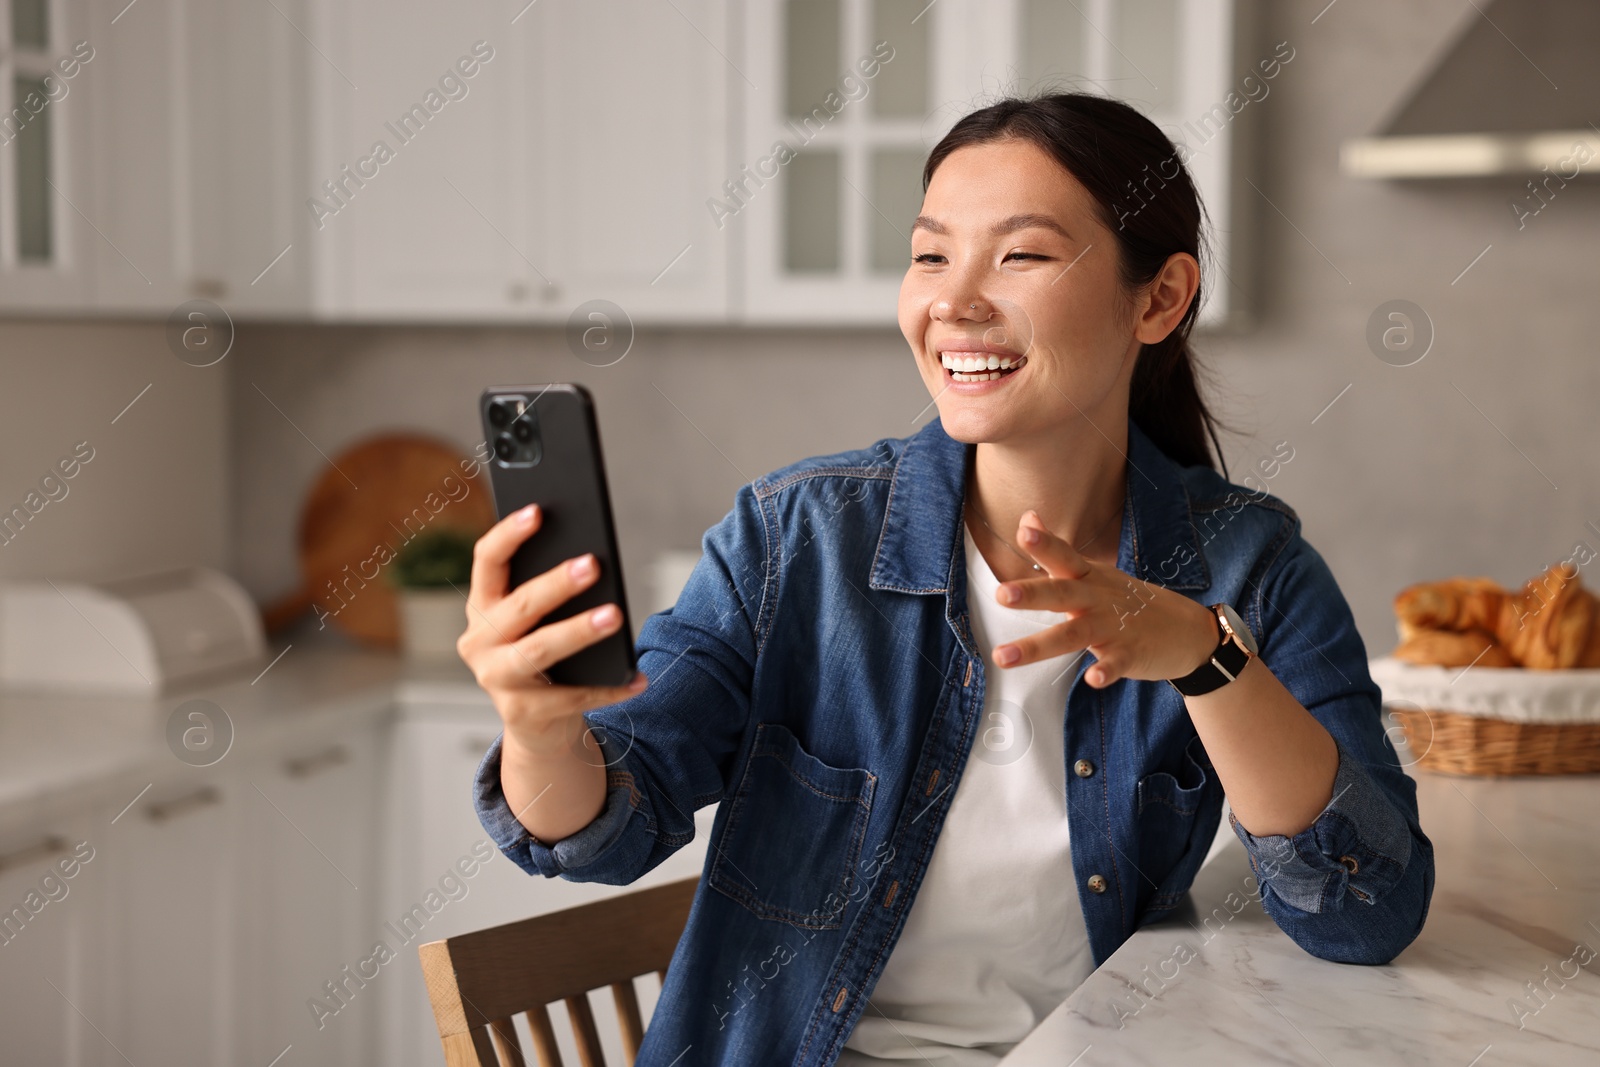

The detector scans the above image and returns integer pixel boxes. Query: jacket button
[1073,759,1095,778]
[1087,874,1107,894]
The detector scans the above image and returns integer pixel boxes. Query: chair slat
[439,1029,500,1067]
[566,993,607,1067]
[527,1004,564,1067]
[610,980,645,1064]
[489,1017,526,1067]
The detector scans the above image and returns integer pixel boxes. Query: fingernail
[1019,526,1040,545]
[591,604,620,628]
[998,584,1020,605]
[517,504,538,525]
[569,553,597,580]
[995,645,1020,666]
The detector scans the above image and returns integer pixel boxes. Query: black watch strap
[1167,606,1252,696]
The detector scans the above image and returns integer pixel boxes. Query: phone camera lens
[488,401,515,429]
[512,419,534,443]
[494,433,517,461]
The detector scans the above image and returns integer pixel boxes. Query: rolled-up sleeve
[1231,526,1435,964]
[470,482,774,885]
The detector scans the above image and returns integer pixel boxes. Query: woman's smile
[937,337,1029,389]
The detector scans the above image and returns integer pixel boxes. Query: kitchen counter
[0,642,490,829]
[1001,769,1600,1066]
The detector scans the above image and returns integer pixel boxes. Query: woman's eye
[912,251,1050,264]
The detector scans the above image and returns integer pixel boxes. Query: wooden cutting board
[261,433,496,647]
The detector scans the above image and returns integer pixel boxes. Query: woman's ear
[1133,252,1200,345]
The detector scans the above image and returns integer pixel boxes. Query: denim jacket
[474,414,1434,1065]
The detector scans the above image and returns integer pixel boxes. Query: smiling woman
[466,90,1434,1067]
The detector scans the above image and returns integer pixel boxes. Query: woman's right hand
[457,503,648,841]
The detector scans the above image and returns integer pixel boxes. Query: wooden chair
[418,877,698,1067]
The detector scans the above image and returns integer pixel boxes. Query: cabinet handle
[0,835,68,875]
[284,744,350,780]
[463,735,500,757]
[145,786,221,823]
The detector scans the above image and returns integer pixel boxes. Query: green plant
[389,527,478,589]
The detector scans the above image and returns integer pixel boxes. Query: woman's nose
[932,296,991,322]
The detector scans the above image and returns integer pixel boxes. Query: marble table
[1000,770,1600,1066]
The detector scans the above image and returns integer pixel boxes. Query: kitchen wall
[0,324,229,583]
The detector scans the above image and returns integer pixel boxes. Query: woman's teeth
[941,351,1026,382]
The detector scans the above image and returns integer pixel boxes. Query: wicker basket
[1370,657,1600,776]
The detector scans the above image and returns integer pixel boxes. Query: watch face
[1219,604,1258,655]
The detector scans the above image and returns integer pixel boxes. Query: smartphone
[479,384,637,688]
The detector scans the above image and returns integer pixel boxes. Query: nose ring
[969,303,977,309]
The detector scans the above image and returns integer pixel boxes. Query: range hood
[1342,0,1600,179]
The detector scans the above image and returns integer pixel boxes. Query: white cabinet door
[0,817,100,1065]
[383,703,717,1067]
[234,722,384,1067]
[183,0,315,313]
[78,0,191,312]
[531,0,731,324]
[314,0,538,320]
[94,772,237,1066]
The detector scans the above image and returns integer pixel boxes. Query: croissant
[1393,627,1517,668]
[1394,576,1506,636]
[1495,562,1600,669]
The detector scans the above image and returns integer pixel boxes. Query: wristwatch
[1167,603,1258,696]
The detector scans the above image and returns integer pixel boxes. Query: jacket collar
[868,414,1211,595]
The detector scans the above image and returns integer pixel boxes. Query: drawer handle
[146,786,221,823]
[284,744,350,779]
[0,835,68,875]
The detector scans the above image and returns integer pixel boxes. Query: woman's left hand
[992,509,1220,688]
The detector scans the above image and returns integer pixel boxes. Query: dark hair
[923,91,1231,476]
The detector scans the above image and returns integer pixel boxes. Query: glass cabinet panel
[785,0,841,117]
[10,0,47,48]
[13,75,54,261]
[785,150,841,271]
[1020,0,1087,89]
[868,0,928,118]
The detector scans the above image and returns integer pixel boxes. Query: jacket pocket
[1135,734,1218,909]
[708,722,876,930]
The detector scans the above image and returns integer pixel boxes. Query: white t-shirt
[838,523,1096,1065]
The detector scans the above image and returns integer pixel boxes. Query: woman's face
[898,137,1157,446]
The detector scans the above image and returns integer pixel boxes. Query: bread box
[0,566,266,693]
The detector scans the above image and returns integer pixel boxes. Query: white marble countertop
[1001,770,1600,1066]
[0,641,490,831]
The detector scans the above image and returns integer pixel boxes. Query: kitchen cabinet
[93,768,238,1066]
[197,0,731,323]
[3,0,1248,325]
[0,0,209,314]
[232,720,385,1067]
[0,0,95,310]
[78,0,194,312]
[0,808,101,1065]
[0,657,721,1066]
[741,0,1250,326]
